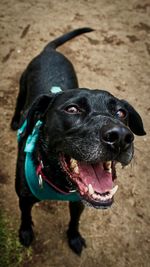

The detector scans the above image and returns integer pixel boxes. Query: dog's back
[11,28,93,130]
[23,27,93,105]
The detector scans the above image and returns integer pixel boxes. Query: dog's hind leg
[19,197,37,247]
[67,201,86,255]
[11,73,27,130]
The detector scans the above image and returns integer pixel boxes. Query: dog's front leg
[19,197,37,247]
[67,201,86,255]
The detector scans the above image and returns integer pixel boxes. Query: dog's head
[25,89,146,208]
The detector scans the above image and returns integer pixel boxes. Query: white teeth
[94,194,102,200]
[70,158,78,169]
[88,184,94,195]
[91,192,110,201]
[90,185,118,202]
[106,168,112,173]
[105,161,111,169]
[109,185,118,196]
[70,158,79,174]
[74,166,79,174]
[104,161,112,172]
[100,194,110,201]
[92,193,98,199]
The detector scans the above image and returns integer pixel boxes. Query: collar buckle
[38,174,43,189]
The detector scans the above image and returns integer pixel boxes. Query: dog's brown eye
[65,105,80,114]
[116,109,127,119]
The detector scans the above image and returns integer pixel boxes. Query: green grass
[0,211,32,267]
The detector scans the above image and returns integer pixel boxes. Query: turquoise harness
[17,87,80,202]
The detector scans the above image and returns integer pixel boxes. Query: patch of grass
[0,211,32,267]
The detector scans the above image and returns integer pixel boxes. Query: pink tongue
[78,162,113,193]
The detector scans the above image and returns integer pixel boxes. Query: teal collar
[18,119,80,202]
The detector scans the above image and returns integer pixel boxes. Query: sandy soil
[0,0,150,266]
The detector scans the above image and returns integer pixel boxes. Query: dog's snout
[101,125,134,150]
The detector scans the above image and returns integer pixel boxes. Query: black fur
[11,28,146,255]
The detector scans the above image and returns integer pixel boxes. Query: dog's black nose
[101,125,134,150]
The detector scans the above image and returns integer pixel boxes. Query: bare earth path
[0,0,150,266]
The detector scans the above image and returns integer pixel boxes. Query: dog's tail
[44,27,94,50]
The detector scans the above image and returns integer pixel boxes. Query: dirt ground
[0,0,150,266]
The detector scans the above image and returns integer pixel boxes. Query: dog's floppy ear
[25,94,54,136]
[121,100,146,136]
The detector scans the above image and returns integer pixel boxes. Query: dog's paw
[19,227,34,247]
[67,230,86,255]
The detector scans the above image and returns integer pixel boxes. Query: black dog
[11,27,146,255]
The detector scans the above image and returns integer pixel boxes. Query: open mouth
[60,154,118,209]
